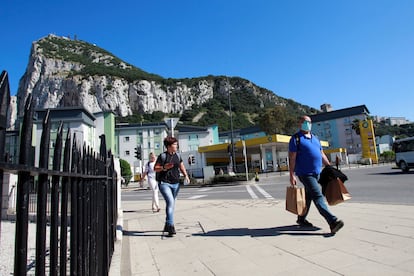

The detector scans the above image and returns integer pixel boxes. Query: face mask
[301,121,312,132]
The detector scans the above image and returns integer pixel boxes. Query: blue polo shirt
[289,132,323,176]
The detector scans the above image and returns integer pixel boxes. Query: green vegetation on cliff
[37,35,319,134]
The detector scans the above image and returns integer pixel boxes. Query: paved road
[122,164,414,205]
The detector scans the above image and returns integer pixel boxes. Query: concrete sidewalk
[116,196,414,275]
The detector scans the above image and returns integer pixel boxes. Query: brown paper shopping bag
[325,178,352,206]
[285,186,307,215]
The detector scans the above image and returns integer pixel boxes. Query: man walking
[289,115,344,234]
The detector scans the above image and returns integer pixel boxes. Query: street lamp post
[228,81,236,173]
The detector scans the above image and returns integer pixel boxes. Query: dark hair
[163,136,178,148]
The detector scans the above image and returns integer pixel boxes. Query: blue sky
[2,0,414,121]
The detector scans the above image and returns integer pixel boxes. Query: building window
[345,128,353,135]
[188,134,198,141]
[124,136,130,142]
[137,132,143,143]
[343,118,351,125]
[125,150,130,156]
[155,143,160,149]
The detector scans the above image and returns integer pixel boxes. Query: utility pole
[228,79,236,173]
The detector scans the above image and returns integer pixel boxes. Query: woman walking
[141,152,160,212]
[154,136,190,237]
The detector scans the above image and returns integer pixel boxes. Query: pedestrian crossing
[187,195,209,200]
[246,185,259,199]
[251,184,274,199]
[123,184,276,201]
[183,184,275,200]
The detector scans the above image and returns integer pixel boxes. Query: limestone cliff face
[16,35,214,116]
[12,34,289,129]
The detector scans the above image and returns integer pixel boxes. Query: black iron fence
[0,70,118,275]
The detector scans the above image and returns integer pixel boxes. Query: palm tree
[351,119,361,135]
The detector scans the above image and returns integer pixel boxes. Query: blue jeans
[159,181,180,226]
[298,174,337,225]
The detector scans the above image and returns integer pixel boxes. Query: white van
[393,137,414,172]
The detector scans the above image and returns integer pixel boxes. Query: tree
[285,116,298,135]
[351,119,361,136]
[143,111,165,122]
[352,117,379,136]
[119,159,132,186]
[258,106,296,135]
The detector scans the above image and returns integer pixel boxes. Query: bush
[119,159,132,186]
[380,151,395,162]
[212,173,255,184]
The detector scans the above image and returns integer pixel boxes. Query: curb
[108,211,124,276]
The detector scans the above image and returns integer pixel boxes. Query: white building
[115,122,219,179]
[115,122,169,176]
[176,124,219,178]
[384,117,410,126]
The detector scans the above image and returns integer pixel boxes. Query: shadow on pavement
[123,230,163,237]
[193,225,334,237]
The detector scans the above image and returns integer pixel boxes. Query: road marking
[246,185,258,199]
[254,184,274,199]
[198,188,213,192]
[187,195,208,200]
